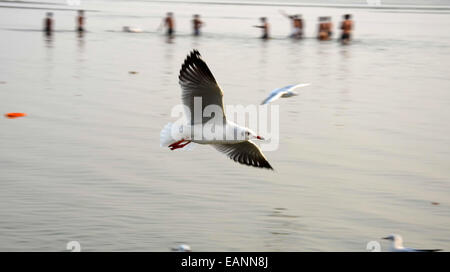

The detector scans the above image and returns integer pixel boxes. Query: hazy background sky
[3,0,450,7]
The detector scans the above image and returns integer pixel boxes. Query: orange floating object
[5,113,27,119]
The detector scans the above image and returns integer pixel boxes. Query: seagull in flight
[261,83,310,105]
[383,234,442,252]
[160,50,273,170]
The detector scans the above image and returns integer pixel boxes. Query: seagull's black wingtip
[250,162,274,170]
[181,50,202,66]
[265,162,274,171]
[179,49,217,85]
[228,156,274,170]
[255,159,274,170]
[189,49,201,58]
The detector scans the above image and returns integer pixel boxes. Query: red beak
[256,136,263,140]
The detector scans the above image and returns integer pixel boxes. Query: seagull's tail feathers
[160,122,177,147]
[160,122,196,151]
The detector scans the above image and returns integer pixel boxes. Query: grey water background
[0,0,449,251]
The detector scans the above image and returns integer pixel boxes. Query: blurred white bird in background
[171,244,192,252]
[383,234,442,252]
[261,83,310,105]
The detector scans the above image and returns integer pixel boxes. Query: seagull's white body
[261,83,310,105]
[160,50,273,170]
[383,234,442,252]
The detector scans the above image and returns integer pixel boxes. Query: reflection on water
[44,32,53,48]
[264,208,306,251]
[77,30,85,42]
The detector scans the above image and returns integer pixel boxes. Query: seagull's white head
[240,128,265,141]
[383,234,404,249]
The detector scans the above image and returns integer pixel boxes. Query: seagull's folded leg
[168,139,192,150]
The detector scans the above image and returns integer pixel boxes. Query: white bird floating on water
[171,244,192,252]
[383,234,442,252]
[261,83,310,105]
[160,50,273,170]
[122,26,143,33]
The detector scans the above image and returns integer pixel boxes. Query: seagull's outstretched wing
[179,50,226,125]
[261,89,285,105]
[288,83,310,91]
[261,83,310,105]
[212,141,273,170]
